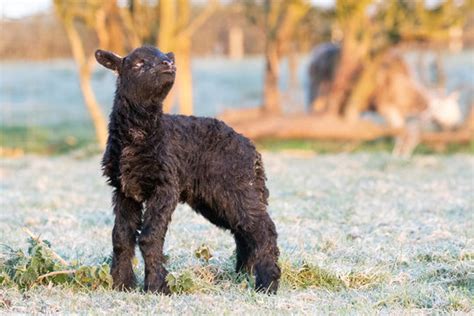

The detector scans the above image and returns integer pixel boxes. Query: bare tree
[323,0,372,116]
[261,0,310,113]
[157,0,218,115]
[54,0,110,149]
[218,0,310,122]
[55,0,217,134]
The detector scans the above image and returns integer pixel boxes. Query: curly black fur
[95,46,280,294]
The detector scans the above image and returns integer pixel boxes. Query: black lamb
[95,46,281,294]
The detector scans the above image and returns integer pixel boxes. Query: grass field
[0,152,473,314]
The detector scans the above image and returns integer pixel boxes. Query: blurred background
[1,0,473,156]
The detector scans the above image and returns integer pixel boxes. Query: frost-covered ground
[0,152,473,314]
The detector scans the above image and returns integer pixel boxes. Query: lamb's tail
[254,152,269,205]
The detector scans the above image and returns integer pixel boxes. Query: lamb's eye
[133,60,144,69]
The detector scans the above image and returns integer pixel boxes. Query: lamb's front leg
[111,189,143,290]
[138,187,178,293]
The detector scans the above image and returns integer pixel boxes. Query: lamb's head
[95,46,176,104]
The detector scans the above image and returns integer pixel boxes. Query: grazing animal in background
[95,46,280,294]
[307,43,463,129]
[308,43,463,156]
[307,42,341,112]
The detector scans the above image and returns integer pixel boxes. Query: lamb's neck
[113,94,164,143]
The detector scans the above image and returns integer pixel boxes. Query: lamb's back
[162,114,258,183]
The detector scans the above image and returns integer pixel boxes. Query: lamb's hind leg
[234,232,251,273]
[138,188,178,293]
[228,186,280,293]
[111,189,143,290]
[238,211,280,294]
[190,191,280,293]
[188,202,254,276]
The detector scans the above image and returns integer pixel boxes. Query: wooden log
[224,113,396,140]
[221,112,473,144]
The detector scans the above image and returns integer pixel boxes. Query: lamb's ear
[166,52,175,62]
[95,49,122,72]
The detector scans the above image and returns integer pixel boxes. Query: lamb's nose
[161,60,173,67]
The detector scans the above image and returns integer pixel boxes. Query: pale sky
[0,0,444,20]
[1,0,51,19]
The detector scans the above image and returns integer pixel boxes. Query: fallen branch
[421,129,473,144]
[36,270,77,282]
[220,112,472,145]
[222,113,396,141]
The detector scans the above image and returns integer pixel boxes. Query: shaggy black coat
[95,46,280,294]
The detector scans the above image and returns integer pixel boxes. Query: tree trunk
[288,47,299,92]
[156,0,216,115]
[95,5,110,49]
[175,37,194,115]
[105,0,127,54]
[157,0,177,112]
[263,41,281,113]
[326,1,372,115]
[261,0,308,114]
[118,3,141,48]
[157,0,175,51]
[63,18,108,149]
[229,26,244,60]
[344,56,382,121]
[175,0,193,115]
[326,43,363,115]
[434,50,446,89]
[78,66,108,149]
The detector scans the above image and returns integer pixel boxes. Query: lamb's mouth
[160,65,176,74]
[160,69,176,75]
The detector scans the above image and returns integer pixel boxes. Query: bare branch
[36,270,77,282]
[180,0,218,38]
